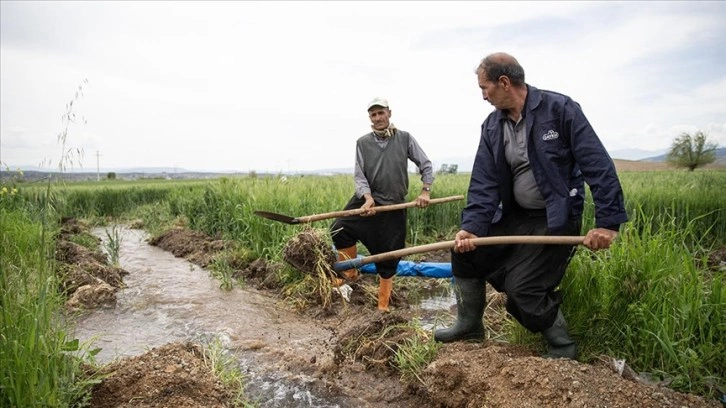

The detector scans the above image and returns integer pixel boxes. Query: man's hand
[415,191,431,208]
[583,228,618,250]
[361,194,376,217]
[454,230,479,253]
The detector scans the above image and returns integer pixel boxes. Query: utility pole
[96,150,101,181]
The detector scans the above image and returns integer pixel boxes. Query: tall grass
[582,170,725,246]
[0,80,102,407]
[0,209,96,406]
[173,174,467,257]
[562,208,725,395]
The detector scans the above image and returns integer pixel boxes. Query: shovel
[333,235,585,272]
[255,195,465,225]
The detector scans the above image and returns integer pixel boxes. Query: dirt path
[58,221,722,408]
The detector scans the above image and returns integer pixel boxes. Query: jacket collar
[524,84,542,115]
[490,83,541,123]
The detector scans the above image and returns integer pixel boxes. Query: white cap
[367,97,389,111]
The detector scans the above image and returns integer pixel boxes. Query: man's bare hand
[361,196,376,217]
[454,230,479,253]
[415,191,431,208]
[583,228,618,250]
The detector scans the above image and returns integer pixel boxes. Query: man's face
[368,106,391,130]
[478,70,505,109]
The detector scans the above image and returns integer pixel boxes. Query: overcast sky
[1,1,725,173]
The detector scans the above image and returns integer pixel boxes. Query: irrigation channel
[73,226,456,407]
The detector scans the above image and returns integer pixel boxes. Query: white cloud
[1,1,725,172]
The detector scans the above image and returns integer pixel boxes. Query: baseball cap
[367,97,389,111]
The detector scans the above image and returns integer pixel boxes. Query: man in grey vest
[330,97,435,312]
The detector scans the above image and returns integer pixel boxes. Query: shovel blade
[253,211,300,224]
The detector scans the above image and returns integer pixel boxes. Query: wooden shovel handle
[333,235,585,272]
[297,195,465,223]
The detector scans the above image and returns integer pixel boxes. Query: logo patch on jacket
[542,130,559,141]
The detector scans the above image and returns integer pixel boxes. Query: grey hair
[475,53,525,86]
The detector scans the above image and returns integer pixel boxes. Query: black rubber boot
[542,310,577,360]
[434,277,486,343]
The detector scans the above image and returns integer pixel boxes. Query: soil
[88,342,233,408]
[59,220,723,408]
[56,218,129,310]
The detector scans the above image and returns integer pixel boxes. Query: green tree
[666,131,718,171]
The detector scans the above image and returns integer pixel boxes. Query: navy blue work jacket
[461,85,628,236]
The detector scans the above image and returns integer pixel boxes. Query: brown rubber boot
[377,277,393,312]
[332,246,358,287]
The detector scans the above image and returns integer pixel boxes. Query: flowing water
[73,226,455,407]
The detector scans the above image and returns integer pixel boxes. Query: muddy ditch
[57,219,722,408]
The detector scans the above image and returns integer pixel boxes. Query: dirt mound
[334,312,412,371]
[421,342,719,408]
[89,342,233,408]
[148,227,227,267]
[55,219,129,310]
[326,308,715,408]
[231,258,280,289]
[57,241,127,290]
[60,216,91,237]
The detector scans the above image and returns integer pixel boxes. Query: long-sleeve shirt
[353,130,434,204]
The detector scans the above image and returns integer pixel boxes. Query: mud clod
[282,228,337,274]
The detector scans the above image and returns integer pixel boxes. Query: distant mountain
[607,148,669,161]
[106,167,193,174]
[12,165,194,174]
[640,147,726,163]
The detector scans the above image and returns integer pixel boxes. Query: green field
[1,169,724,406]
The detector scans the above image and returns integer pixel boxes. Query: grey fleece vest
[358,130,410,205]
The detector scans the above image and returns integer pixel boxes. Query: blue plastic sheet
[359,258,452,278]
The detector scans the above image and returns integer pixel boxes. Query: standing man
[330,97,434,312]
[434,53,628,359]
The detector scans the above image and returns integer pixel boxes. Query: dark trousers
[451,207,581,333]
[330,195,406,279]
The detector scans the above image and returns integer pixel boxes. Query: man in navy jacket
[434,52,628,359]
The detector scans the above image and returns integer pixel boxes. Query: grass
[3,169,725,400]
[391,324,441,385]
[0,208,99,407]
[102,225,122,266]
[203,336,255,408]
[66,230,100,251]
